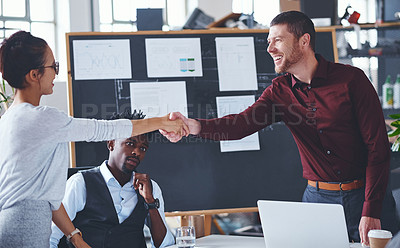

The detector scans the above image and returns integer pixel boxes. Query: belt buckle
[339,183,343,191]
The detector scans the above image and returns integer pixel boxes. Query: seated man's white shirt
[50,161,174,247]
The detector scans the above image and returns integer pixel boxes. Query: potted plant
[0,79,14,116]
[388,114,400,151]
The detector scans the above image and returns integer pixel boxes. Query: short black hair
[270,11,315,51]
[108,109,153,140]
[108,109,145,120]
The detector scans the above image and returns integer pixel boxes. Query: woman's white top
[0,103,132,210]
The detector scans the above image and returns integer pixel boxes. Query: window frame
[0,0,57,49]
[98,0,191,32]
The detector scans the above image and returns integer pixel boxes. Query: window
[99,0,189,32]
[232,0,280,27]
[0,0,56,52]
[336,0,379,90]
[337,0,376,24]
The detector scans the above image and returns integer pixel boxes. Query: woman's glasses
[39,61,59,75]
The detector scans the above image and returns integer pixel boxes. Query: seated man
[50,110,174,248]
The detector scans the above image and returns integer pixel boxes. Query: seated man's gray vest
[66,167,148,248]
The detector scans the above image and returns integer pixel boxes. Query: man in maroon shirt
[160,11,398,245]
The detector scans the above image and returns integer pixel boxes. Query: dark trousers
[302,184,400,242]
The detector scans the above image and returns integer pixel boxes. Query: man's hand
[134,172,154,203]
[160,113,190,137]
[159,112,201,143]
[70,234,91,248]
[359,216,381,246]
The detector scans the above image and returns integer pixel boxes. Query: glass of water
[176,226,195,248]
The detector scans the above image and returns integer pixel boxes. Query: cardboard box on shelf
[280,0,300,12]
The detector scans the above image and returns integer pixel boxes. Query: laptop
[257,200,353,248]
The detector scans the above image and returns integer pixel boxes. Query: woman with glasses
[0,31,188,248]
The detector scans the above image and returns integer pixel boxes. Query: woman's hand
[160,112,201,142]
[160,113,190,137]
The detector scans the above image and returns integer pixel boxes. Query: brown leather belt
[308,180,364,191]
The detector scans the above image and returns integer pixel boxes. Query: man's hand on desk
[159,112,201,142]
[359,216,381,246]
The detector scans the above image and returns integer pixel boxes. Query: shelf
[333,22,400,31]
[339,54,400,59]
[383,108,400,118]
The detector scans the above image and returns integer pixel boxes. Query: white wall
[45,0,71,114]
[198,0,232,20]
[40,81,69,113]
[68,0,93,32]
[44,0,98,113]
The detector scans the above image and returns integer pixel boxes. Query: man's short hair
[108,109,145,121]
[108,109,152,140]
[270,11,316,51]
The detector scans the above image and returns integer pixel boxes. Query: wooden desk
[165,207,259,236]
[166,234,364,248]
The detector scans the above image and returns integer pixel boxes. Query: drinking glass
[176,226,195,248]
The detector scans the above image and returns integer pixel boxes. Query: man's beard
[122,162,138,174]
[275,44,303,74]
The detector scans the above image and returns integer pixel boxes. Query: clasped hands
[160,112,200,142]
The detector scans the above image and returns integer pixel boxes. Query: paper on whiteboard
[215,37,258,91]
[130,81,188,118]
[145,38,203,77]
[73,39,132,80]
[216,95,260,152]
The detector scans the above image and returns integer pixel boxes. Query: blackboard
[66,29,337,211]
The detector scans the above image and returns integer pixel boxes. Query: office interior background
[0,0,395,114]
[0,0,399,237]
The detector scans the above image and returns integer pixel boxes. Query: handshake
[160,112,201,142]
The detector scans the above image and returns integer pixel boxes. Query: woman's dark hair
[0,31,48,89]
[270,11,316,51]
